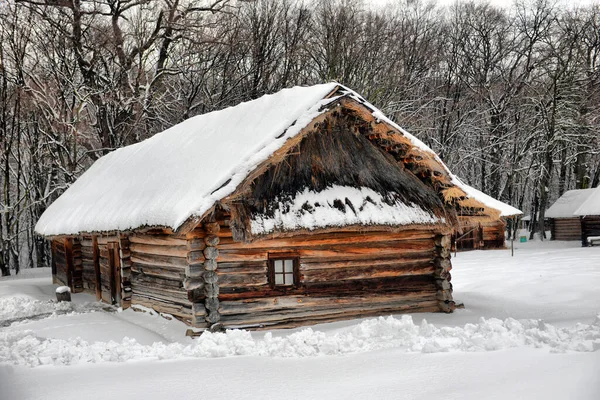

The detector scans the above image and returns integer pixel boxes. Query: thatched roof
[36,82,502,238]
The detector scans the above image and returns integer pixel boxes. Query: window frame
[268,253,300,290]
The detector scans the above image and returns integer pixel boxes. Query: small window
[269,256,299,288]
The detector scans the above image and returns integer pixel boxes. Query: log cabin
[546,189,595,241]
[573,186,600,246]
[36,83,500,331]
[449,182,522,251]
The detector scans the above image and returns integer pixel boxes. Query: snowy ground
[1,240,599,399]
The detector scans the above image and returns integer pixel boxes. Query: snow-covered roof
[452,179,523,217]
[546,189,595,218]
[574,187,600,216]
[36,83,339,236]
[344,91,521,220]
[37,83,456,237]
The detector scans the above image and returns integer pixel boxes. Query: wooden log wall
[97,237,112,303]
[71,238,84,292]
[551,218,582,241]
[482,220,506,249]
[79,236,97,294]
[51,239,70,287]
[434,234,454,312]
[582,216,600,246]
[183,227,209,328]
[129,231,198,323]
[208,220,452,329]
[119,236,133,308]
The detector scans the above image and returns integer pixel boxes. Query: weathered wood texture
[551,218,582,241]
[79,236,97,294]
[130,232,193,323]
[70,238,84,292]
[51,239,70,288]
[482,220,506,249]
[452,219,506,251]
[209,221,452,329]
[582,216,600,246]
[452,225,483,251]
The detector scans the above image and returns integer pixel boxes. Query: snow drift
[1,313,598,367]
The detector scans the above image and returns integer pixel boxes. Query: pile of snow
[0,295,106,325]
[250,186,442,234]
[1,314,598,367]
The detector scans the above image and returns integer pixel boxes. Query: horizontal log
[185,264,204,278]
[131,263,185,281]
[131,295,192,320]
[131,271,184,289]
[217,241,435,263]
[302,260,435,282]
[129,234,190,246]
[130,253,188,268]
[131,284,189,304]
[130,243,190,258]
[300,251,434,271]
[216,261,266,273]
[217,272,269,288]
[303,275,436,296]
[220,300,440,327]
[218,231,434,250]
[219,292,436,315]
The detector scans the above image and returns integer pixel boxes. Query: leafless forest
[0,0,599,275]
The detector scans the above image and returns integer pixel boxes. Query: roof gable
[227,105,451,240]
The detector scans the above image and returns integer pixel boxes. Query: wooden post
[56,286,71,302]
[119,236,132,309]
[64,238,74,292]
[92,235,101,301]
[511,217,515,257]
[581,216,587,247]
[107,243,117,305]
[113,243,122,306]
